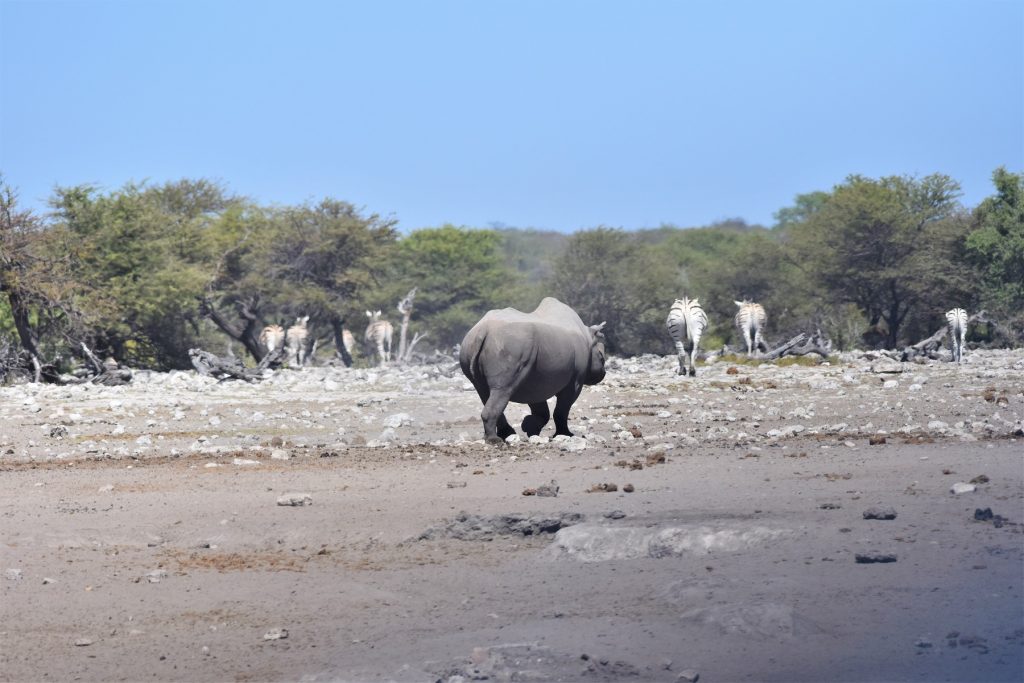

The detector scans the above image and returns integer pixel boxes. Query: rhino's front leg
[552,385,582,437]
[481,389,515,444]
[521,401,550,437]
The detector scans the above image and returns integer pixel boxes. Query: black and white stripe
[666,297,708,376]
[285,315,310,367]
[364,310,394,366]
[259,324,285,354]
[734,300,767,357]
[945,307,968,364]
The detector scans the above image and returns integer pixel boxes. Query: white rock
[950,482,976,495]
[277,493,313,506]
[270,449,290,460]
[383,413,413,428]
[232,458,260,466]
[263,628,289,640]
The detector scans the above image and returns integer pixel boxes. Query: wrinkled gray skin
[460,297,606,444]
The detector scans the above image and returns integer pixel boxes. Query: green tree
[790,173,964,348]
[965,167,1024,322]
[48,180,234,368]
[547,227,678,355]
[202,199,398,363]
[382,225,521,350]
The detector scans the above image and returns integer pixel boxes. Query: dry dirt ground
[1,351,1022,683]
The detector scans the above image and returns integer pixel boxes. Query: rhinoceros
[459,297,606,443]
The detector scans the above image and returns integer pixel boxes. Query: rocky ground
[1,350,1022,682]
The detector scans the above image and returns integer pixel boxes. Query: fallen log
[761,331,832,360]
[900,327,948,362]
[189,344,285,381]
[81,343,133,386]
[900,311,999,362]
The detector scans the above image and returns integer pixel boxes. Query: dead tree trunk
[762,330,833,360]
[198,295,265,362]
[405,331,428,361]
[80,342,132,385]
[900,327,948,362]
[329,316,354,367]
[396,287,417,362]
[900,311,998,362]
[188,343,285,382]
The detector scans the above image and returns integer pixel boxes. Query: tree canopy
[0,166,1019,379]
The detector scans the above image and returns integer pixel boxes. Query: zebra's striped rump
[666,297,708,376]
[734,300,767,356]
[945,307,968,364]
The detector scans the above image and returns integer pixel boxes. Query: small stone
[146,569,168,583]
[868,435,886,445]
[969,474,990,484]
[855,552,897,563]
[863,507,897,520]
[74,638,93,647]
[623,483,635,493]
[263,628,289,641]
[950,482,976,495]
[4,568,23,581]
[276,493,312,506]
[974,508,994,521]
[232,458,260,466]
[915,638,933,649]
[677,670,700,683]
[446,481,467,488]
[270,449,290,460]
[605,510,626,519]
[536,480,559,497]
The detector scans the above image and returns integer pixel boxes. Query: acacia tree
[201,198,398,363]
[966,167,1024,327]
[0,178,87,378]
[547,227,677,355]
[379,225,521,350]
[790,173,965,348]
[0,181,47,372]
[47,179,235,368]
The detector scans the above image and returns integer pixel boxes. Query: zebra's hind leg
[674,340,688,376]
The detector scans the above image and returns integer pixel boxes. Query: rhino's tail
[458,329,485,384]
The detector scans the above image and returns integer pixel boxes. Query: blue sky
[2,0,1021,232]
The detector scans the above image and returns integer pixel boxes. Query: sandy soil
[1,351,1022,682]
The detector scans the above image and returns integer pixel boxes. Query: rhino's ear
[366,310,372,318]
[589,322,606,337]
[734,300,744,307]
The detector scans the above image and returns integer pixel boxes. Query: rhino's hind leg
[481,388,515,443]
[496,415,515,440]
[552,386,582,437]
[522,401,550,437]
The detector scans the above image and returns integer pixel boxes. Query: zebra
[666,296,708,377]
[734,300,767,357]
[945,307,968,364]
[285,315,310,367]
[259,324,285,355]
[364,310,393,366]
